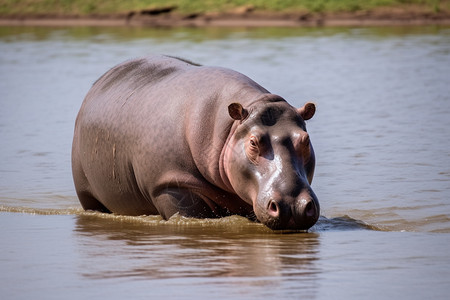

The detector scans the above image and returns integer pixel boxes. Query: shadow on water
[312,215,380,231]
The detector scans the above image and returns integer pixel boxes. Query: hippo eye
[249,136,259,149]
[246,135,260,164]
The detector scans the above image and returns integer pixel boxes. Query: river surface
[0,25,449,299]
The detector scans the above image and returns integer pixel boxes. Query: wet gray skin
[72,55,319,230]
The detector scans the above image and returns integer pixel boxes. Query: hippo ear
[228,103,249,121]
[298,102,316,121]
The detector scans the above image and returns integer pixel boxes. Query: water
[1,25,450,299]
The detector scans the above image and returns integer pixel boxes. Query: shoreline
[1,11,450,28]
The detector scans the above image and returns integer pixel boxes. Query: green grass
[0,0,447,16]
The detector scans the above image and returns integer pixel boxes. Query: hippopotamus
[72,55,319,230]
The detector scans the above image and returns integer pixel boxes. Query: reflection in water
[74,214,320,278]
[74,213,320,297]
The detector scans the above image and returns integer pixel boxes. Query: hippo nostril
[267,200,279,218]
[304,200,315,218]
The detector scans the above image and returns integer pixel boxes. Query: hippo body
[72,55,319,230]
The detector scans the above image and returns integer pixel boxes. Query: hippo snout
[261,192,320,231]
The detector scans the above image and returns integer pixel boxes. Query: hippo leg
[153,188,217,220]
[72,156,111,213]
[77,191,111,213]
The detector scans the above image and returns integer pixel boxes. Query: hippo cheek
[255,190,320,231]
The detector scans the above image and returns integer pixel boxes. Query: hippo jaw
[225,99,320,231]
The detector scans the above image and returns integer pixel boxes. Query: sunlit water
[1,26,449,299]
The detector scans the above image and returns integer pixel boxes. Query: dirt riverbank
[1,7,450,27]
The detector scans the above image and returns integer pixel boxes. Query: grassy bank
[0,0,448,16]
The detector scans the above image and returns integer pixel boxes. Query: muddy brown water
[0,26,449,299]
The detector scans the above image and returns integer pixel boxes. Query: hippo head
[224,97,319,231]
